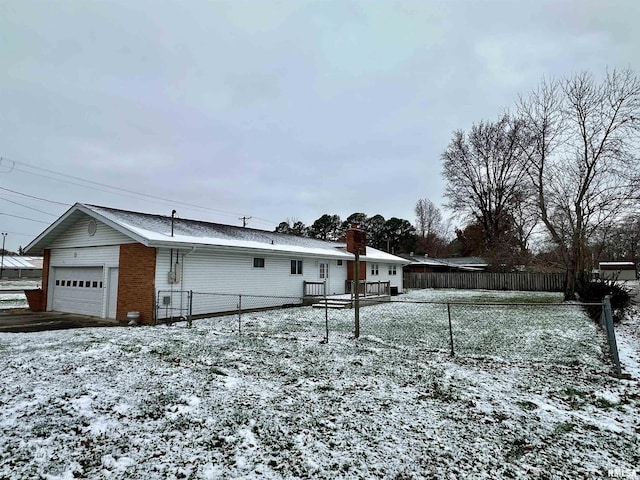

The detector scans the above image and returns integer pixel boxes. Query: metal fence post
[155,291,159,326]
[187,290,193,328]
[238,294,242,335]
[447,302,455,356]
[602,295,622,375]
[354,252,360,338]
[323,281,329,343]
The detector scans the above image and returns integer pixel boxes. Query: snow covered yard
[1,290,638,479]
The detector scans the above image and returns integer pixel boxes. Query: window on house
[337,260,343,266]
[291,260,303,275]
[253,257,265,268]
[388,265,397,275]
[319,262,329,279]
[371,264,379,275]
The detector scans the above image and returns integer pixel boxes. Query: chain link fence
[154,289,621,371]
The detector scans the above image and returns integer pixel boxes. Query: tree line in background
[441,68,640,299]
[274,197,465,258]
[274,213,420,255]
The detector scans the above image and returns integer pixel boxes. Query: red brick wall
[347,260,367,281]
[117,244,156,324]
[346,226,367,281]
[346,226,367,255]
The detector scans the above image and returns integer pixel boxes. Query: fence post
[447,303,454,356]
[238,294,242,335]
[354,252,360,338]
[187,290,193,328]
[155,291,159,326]
[602,296,622,376]
[324,282,329,343]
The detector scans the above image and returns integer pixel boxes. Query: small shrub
[576,278,632,323]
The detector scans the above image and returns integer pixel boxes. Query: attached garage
[51,266,104,317]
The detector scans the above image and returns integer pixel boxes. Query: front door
[319,261,329,294]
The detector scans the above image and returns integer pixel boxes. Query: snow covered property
[1,291,638,479]
[24,204,407,324]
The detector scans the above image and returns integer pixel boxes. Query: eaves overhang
[23,203,150,255]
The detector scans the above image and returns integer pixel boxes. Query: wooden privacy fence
[404,272,566,292]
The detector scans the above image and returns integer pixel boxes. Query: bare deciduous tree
[414,198,447,256]
[441,113,531,258]
[518,69,640,299]
[415,198,442,239]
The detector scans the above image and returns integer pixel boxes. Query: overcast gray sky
[1,0,638,252]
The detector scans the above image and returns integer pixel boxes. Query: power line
[2,156,276,226]
[1,230,36,238]
[0,213,50,224]
[0,186,70,206]
[0,197,58,217]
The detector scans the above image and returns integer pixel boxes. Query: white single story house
[24,203,407,324]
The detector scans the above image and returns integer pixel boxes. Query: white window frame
[290,259,303,275]
[388,264,397,275]
[371,263,379,275]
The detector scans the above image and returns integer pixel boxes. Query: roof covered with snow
[25,203,408,263]
[0,256,43,269]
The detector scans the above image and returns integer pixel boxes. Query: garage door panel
[52,267,104,317]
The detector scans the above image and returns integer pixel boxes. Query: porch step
[311,299,352,309]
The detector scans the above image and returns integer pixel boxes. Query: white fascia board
[23,203,78,255]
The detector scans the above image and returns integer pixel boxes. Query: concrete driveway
[0,310,119,333]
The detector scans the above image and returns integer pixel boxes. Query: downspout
[178,246,197,318]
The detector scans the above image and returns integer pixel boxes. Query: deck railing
[345,280,390,297]
[303,281,327,297]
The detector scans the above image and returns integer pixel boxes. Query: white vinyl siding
[51,214,135,249]
[363,260,403,292]
[155,248,349,318]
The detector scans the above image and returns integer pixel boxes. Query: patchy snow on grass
[0,290,638,479]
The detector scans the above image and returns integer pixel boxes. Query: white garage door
[52,267,104,316]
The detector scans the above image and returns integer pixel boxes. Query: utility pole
[0,233,7,280]
[239,216,252,228]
